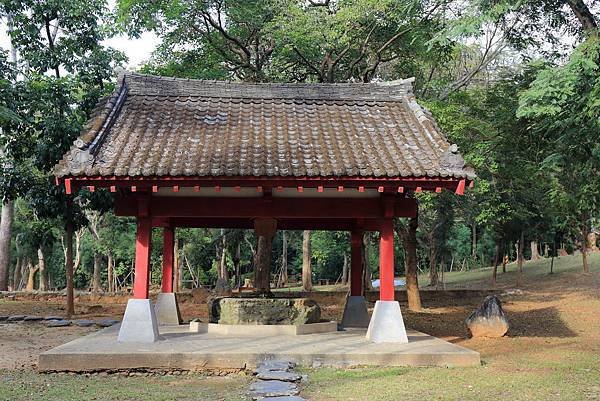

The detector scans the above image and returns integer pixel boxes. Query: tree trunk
[233,241,241,289]
[281,231,288,287]
[107,251,114,292]
[65,220,75,316]
[219,229,228,281]
[491,243,500,286]
[26,261,38,291]
[566,0,598,30]
[0,201,14,291]
[12,256,21,291]
[403,217,422,311]
[530,241,541,260]
[582,219,590,273]
[38,247,48,291]
[362,234,372,291]
[302,230,312,291]
[516,232,525,287]
[502,254,508,273]
[254,235,273,295]
[92,252,102,293]
[341,252,349,285]
[428,242,438,288]
[471,223,477,259]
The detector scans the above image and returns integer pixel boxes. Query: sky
[0,3,160,70]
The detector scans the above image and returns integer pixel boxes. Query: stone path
[0,314,119,328]
[249,360,307,401]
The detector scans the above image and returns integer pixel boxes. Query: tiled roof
[54,72,474,180]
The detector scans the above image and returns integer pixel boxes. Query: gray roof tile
[54,72,474,180]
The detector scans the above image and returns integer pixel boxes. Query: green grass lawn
[300,349,600,401]
[0,370,250,401]
[420,251,600,289]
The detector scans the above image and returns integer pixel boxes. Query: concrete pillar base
[366,300,408,343]
[341,296,370,328]
[117,299,160,343]
[155,292,182,325]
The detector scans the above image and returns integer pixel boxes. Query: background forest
[0,0,598,301]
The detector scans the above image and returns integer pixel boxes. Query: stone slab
[249,380,300,398]
[39,325,480,371]
[341,296,370,328]
[366,300,408,343]
[256,397,306,401]
[255,370,301,382]
[189,321,338,336]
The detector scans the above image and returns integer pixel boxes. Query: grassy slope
[301,252,600,401]
[420,251,600,289]
[0,371,250,401]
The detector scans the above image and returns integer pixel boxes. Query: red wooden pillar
[379,219,395,301]
[350,230,364,296]
[133,216,152,299]
[161,226,174,293]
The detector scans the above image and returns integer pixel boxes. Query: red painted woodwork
[152,217,389,231]
[64,178,72,195]
[254,218,278,237]
[88,186,95,192]
[115,195,417,219]
[59,175,472,198]
[350,230,364,296]
[379,219,395,301]
[134,217,152,299]
[161,226,174,293]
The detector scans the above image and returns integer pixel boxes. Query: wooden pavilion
[54,72,474,343]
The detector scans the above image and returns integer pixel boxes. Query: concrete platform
[39,325,480,372]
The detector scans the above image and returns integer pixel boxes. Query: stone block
[366,300,408,343]
[341,296,370,328]
[210,297,320,325]
[155,292,181,325]
[117,299,160,343]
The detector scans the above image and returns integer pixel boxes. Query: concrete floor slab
[39,325,480,371]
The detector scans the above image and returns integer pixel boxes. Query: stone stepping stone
[46,319,71,327]
[74,319,95,327]
[256,360,295,373]
[7,315,26,322]
[255,370,301,382]
[24,316,43,322]
[96,319,120,327]
[249,380,299,399]
[256,397,307,401]
[0,315,8,321]
[44,316,63,321]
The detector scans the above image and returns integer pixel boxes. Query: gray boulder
[210,298,320,325]
[465,295,509,338]
[7,315,26,322]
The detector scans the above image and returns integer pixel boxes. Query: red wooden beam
[116,195,417,219]
[455,179,466,195]
[152,217,388,231]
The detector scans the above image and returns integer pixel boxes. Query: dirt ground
[0,254,598,377]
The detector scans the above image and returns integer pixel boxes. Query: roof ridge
[121,71,415,101]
